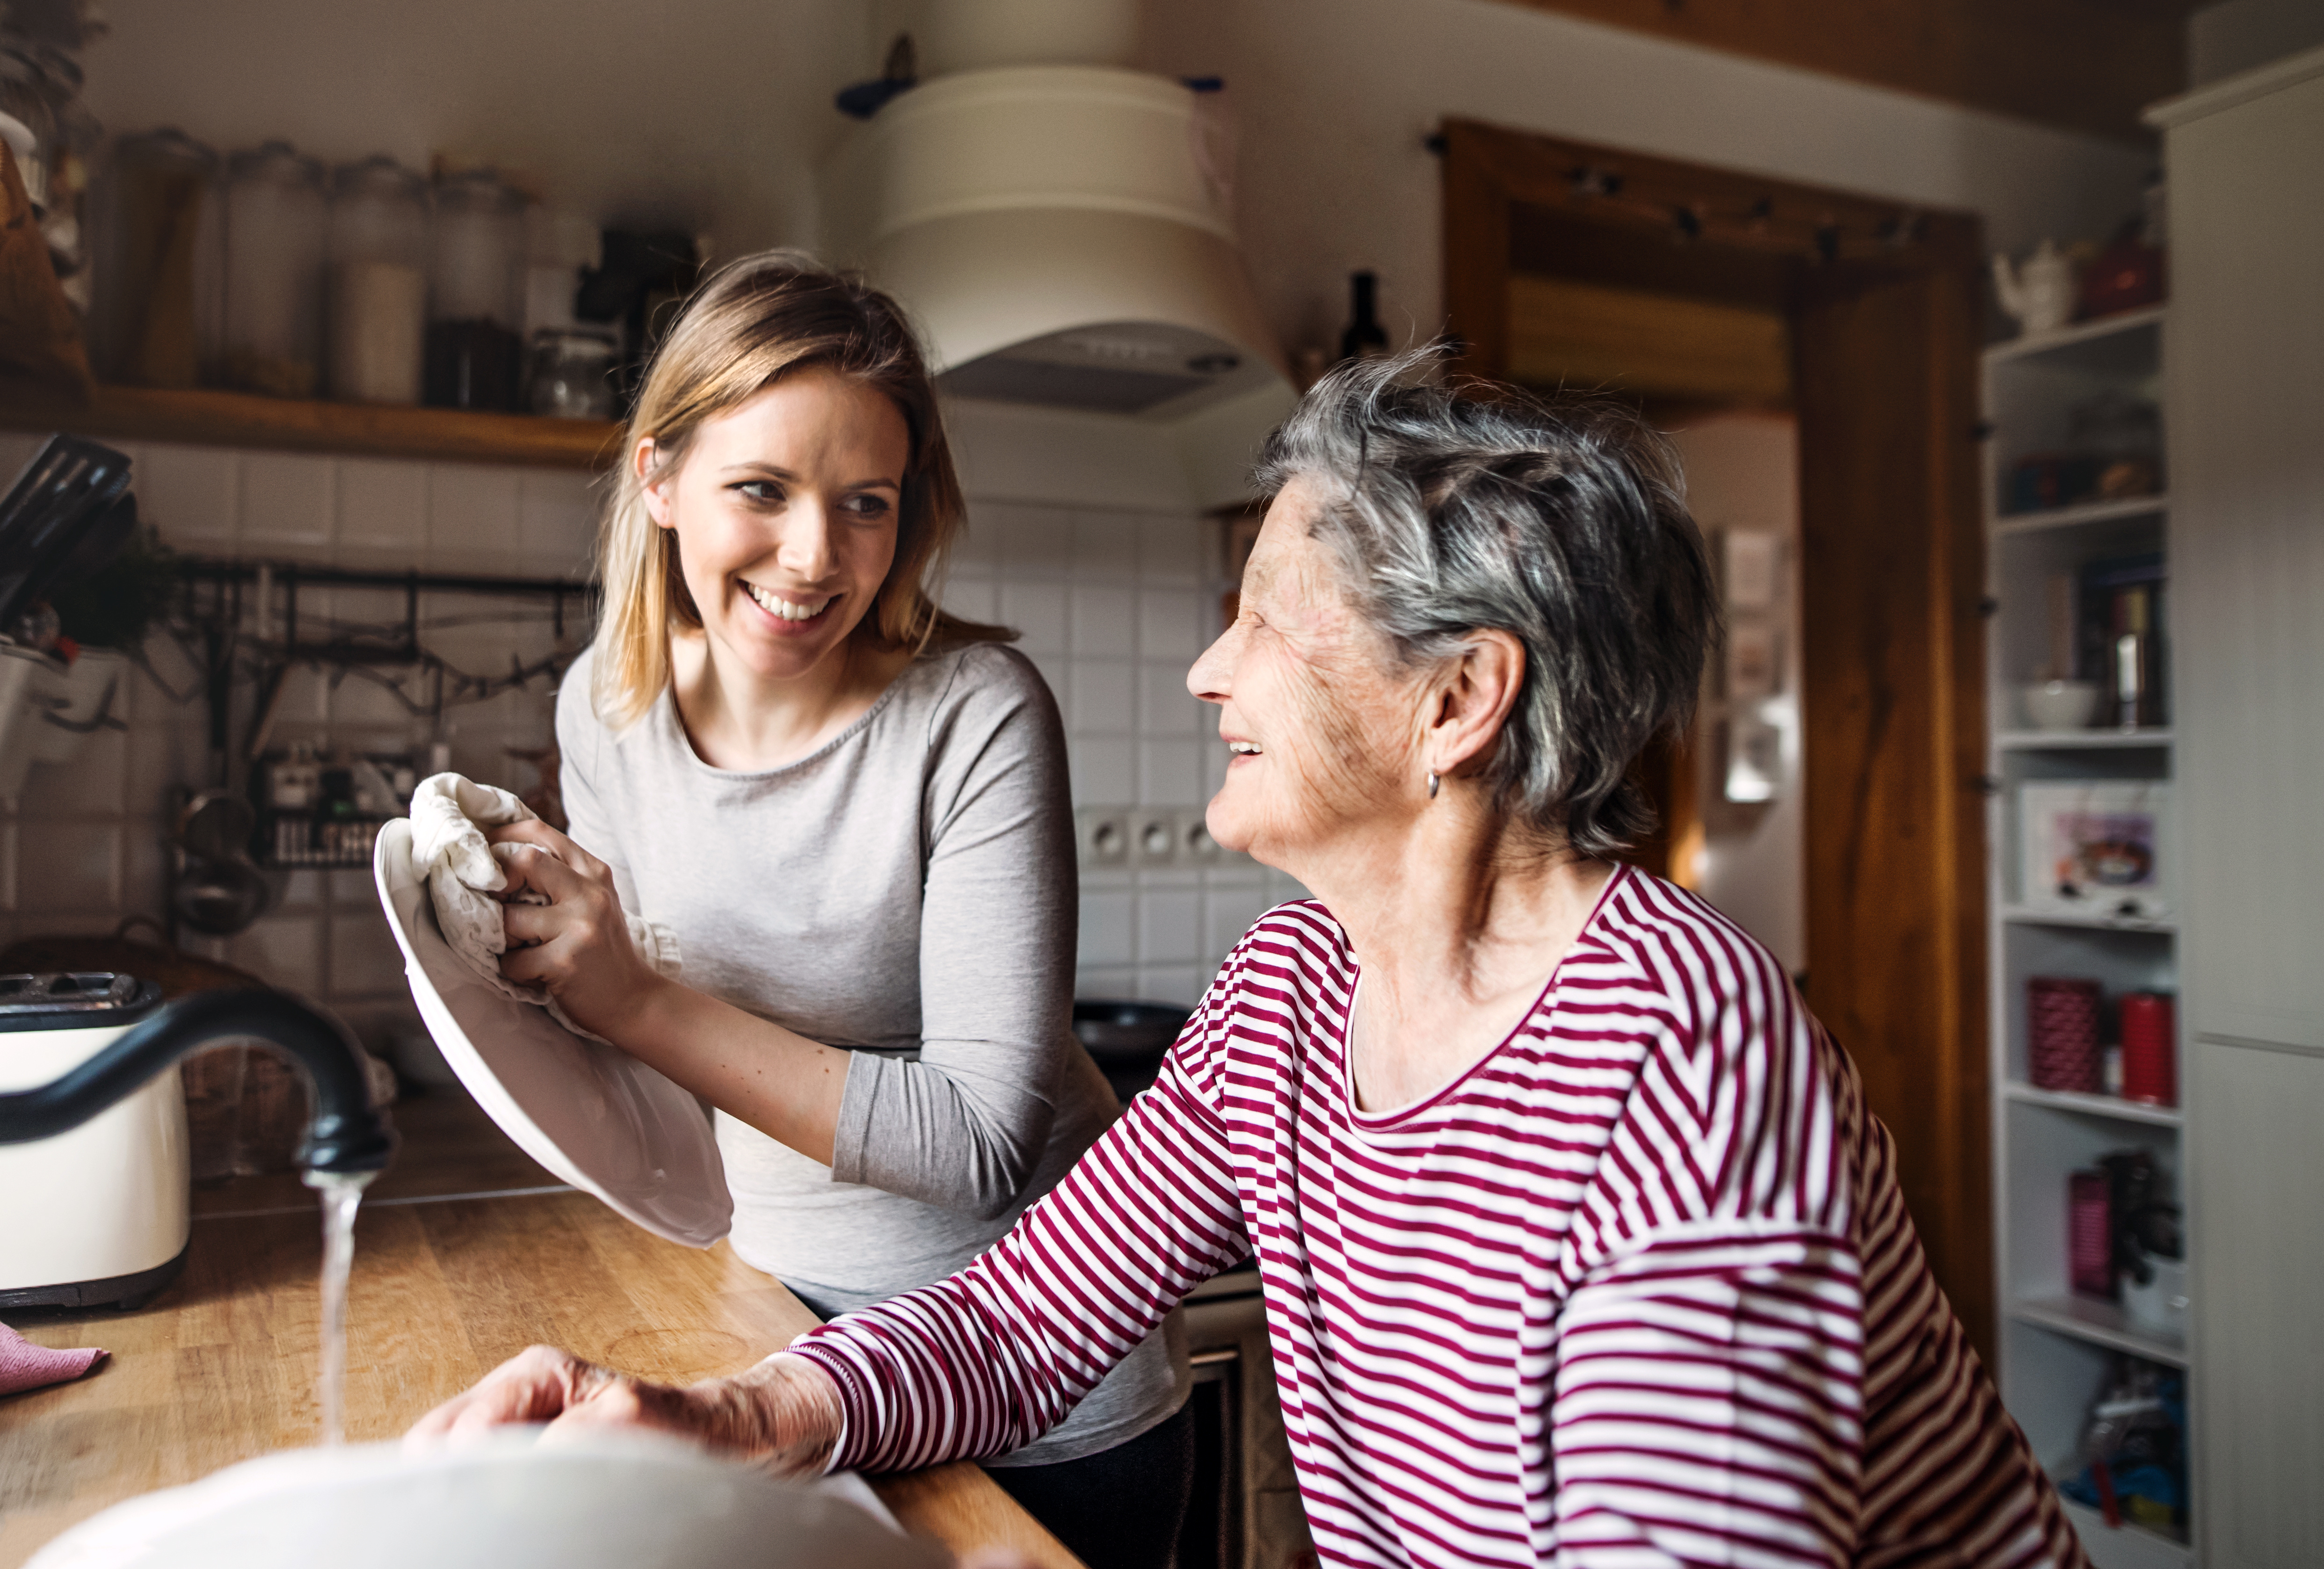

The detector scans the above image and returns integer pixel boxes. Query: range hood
[821,31,1294,509]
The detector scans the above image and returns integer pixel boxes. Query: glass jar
[87,127,221,388]
[0,44,55,211]
[528,327,617,418]
[326,156,428,404]
[425,169,524,411]
[220,140,327,397]
[31,47,98,312]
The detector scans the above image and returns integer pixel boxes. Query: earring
[1427,770,1440,800]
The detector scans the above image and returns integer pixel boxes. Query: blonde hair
[591,250,1010,730]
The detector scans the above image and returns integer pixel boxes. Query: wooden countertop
[0,1089,1079,1568]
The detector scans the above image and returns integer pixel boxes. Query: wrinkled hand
[404,1345,843,1480]
[488,820,663,1039]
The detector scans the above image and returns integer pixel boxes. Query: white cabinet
[2149,43,2324,1569]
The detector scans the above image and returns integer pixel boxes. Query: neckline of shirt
[1334,861,1634,1132]
[654,646,950,780]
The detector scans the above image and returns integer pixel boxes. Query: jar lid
[0,971,163,1030]
[435,167,523,212]
[228,137,325,187]
[333,152,427,201]
[116,125,218,172]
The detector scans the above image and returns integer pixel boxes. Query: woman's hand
[488,820,667,1040]
[404,1345,843,1480]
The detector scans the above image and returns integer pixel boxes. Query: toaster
[0,971,189,1309]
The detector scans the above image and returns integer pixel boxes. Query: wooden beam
[1475,0,2192,142]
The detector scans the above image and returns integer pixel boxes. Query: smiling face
[640,366,910,686]
[1188,476,1429,870]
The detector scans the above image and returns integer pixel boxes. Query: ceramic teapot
[1993,240,2077,337]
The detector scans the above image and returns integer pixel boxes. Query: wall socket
[1077,804,1228,868]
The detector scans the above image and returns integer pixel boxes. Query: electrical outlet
[1132,811,1180,866]
[1173,807,1221,864]
[1075,806,1131,868]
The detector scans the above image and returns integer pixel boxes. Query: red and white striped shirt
[793,868,2085,1568]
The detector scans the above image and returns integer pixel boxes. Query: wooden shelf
[2004,1081,2184,1128]
[2011,1294,2188,1367]
[1992,495,2168,537]
[2000,904,2176,935]
[1995,728,2172,750]
[0,383,620,470]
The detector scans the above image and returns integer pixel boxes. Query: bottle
[1339,270,1389,363]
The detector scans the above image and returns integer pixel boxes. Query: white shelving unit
[1982,306,2192,1569]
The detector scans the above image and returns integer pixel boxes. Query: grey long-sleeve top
[556,641,1187,1465]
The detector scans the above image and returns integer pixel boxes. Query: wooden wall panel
[1507,274,1790,405]
[1794,260,1994,1350]
[1477,0,2191,142]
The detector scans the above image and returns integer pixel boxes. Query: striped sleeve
[787,974,1254,1471]
[1547,1225,1866,1568]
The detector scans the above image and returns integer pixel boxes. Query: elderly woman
[415,353,2084,1569]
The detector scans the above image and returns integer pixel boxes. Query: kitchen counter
[0,1089,1080,1568]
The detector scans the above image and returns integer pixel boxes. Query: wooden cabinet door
[1794,258,1993,1349]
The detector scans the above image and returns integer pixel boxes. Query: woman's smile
[740,578,838,629]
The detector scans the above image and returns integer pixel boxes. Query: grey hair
[1253,345,1718,857]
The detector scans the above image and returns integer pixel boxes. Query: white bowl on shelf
[2020,680,2102,731]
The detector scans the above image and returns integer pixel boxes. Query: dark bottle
[1339,271,1390,362]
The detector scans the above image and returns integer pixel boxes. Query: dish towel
[0,1321,105,1395]
[403,773,681,1044]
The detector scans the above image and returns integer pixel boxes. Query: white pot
[30,647,129,766]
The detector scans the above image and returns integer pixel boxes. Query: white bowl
[27,1431,940,1569]
[2021,680,2101,731]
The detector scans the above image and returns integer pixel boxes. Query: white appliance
[822,0,1295,510]
[0,971,190,1309]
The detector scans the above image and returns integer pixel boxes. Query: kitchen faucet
[0,989,398,1175]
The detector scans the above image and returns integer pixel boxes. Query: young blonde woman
[481,253,1193,1567]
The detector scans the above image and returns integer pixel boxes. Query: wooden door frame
[1439,119,1997,1353]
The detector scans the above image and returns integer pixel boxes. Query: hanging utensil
[171,791,273,937]
[0,434,135,635]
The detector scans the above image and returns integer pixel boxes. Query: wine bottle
[1339,271,1389,362]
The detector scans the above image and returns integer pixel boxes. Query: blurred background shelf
[2000,905,2177,935]
[2004,1081,2183,1128]
[1995,729,2172,750]
[0,384,620,469]
[1993,494,2170,537]
[2010,1295,2188,1367]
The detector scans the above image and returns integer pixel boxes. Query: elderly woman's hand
[486,820,668,1041]
[404,1345,843,1479]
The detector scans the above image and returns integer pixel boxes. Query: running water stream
[303,1170,377,1446]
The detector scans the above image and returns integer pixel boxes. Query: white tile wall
[0,443,1300,1026]
[947,496,1307,1006]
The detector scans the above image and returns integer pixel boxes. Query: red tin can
[2119,991,2177,1106]
[2028,976,2104,1093]
[2069,1168,2115,1298]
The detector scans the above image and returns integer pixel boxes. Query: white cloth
[402,772,681,1042]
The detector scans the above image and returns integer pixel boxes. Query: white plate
[25,1431,940,1569]
[373,819,731,1247]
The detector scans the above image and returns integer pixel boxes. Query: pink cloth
[0,1321,106,1395]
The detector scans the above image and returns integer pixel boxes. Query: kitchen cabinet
[2145,41,2324,1569]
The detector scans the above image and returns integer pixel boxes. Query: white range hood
[822,47,1293,509]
